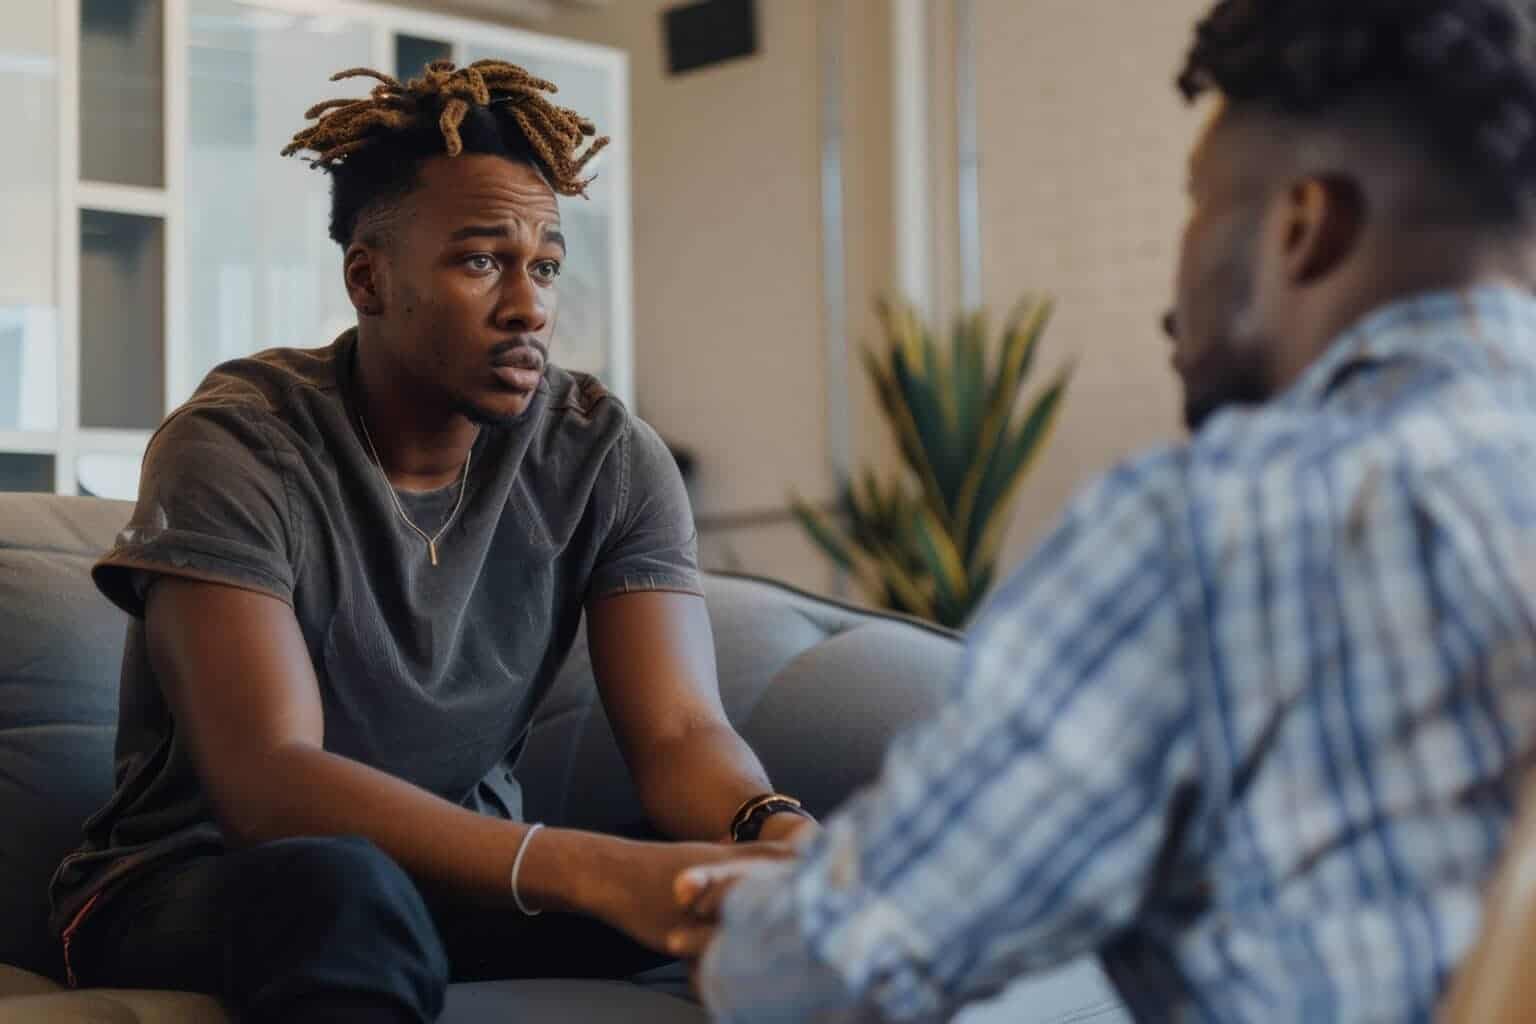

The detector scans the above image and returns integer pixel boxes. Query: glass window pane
[80,210,164,429]
[78,450,144,500]
[0,310,60,431]
[396,34,452,82]
[0,453,55,493]
[184,1,373,395]
[80,0,164,187]
[550,206,612,380]
[462,44,617,382]
[0,2,59,431]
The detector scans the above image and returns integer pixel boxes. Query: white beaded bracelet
[511,822,545,917]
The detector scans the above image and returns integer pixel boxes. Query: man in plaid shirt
[671,2,1536,1020]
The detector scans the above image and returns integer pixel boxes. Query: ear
[1278,175,1365,285]
[344,241,385,318]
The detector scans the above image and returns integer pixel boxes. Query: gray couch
[0,493,963,1022]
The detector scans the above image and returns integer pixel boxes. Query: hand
[593,838,795,956]
[667,856,795,960]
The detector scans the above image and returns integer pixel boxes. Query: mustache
[489,338,549,363]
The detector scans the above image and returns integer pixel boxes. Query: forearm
[632,722,776,841]
[222,743,631,916]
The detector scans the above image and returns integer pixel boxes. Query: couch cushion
[0,980,704,1024]
[0,495,134,980]
[0,964,63,998]
[0,989,227,1023]
[442,980,704,1023]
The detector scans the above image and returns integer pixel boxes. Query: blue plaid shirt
[701,287,1536,1022]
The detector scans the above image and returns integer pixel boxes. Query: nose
[1162,310,1179,342]
[495,271,550,335]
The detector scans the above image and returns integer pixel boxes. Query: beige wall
[426,0,900,594]
[0,2,56,311]
[974,0,1208,568]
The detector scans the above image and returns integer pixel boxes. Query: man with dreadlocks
[47,60,814,1021]
[668,2,1536,1020]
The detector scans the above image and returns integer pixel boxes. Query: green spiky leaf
[967,369,1071,572]
[792,294,1068,628]
[911,509,970,628]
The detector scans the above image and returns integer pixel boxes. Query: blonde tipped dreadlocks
[281,59,609,198]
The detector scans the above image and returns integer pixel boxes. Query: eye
[532,259,563,283]
[464,254,498,273]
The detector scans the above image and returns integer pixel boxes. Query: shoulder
[183,339,345,418]
[1184,367,1536,518]
[542,365,624,427]
[525,366,624,457]
[151,337,352,463]
[537,366,674,467]
[161,339,346,444]
[1056,444,1195,542]
[975,445,1191,630]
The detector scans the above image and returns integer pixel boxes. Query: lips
[491,347,545,392]
[492,363,544,392]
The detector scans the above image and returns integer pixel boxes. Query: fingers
[674,864,708,906]
[675,857,789,923]
[672,862,730,919]
[667,923,717,959]
[681,870,732,920]
[674,859,769,904]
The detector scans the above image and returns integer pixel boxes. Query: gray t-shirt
[50,331,701,932]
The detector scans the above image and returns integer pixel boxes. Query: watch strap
[730,793,812,842]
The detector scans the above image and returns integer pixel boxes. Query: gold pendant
[429,540,439,567]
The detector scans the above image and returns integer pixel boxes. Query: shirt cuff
[700,860,859,1023]
[93,527,295,617]
[585,570,705,601]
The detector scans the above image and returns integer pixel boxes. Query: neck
[353,326,479,492]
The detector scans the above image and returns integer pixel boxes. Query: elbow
[216,803,280,850]
[202,744,313,849]
[209,784,288,850]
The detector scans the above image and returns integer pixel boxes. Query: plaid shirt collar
[1279,284,1536,410]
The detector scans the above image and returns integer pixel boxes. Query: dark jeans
[65,836,667,1023]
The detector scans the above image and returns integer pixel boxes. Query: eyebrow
[447,224,567,253]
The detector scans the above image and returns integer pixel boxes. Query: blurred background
[0,0,1209,613]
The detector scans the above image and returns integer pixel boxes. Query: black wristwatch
[730,793,813,842]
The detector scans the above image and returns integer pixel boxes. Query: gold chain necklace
[356,414,472,568]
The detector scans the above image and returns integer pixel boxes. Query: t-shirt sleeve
[92,406,299,618]
[587,416,703,601]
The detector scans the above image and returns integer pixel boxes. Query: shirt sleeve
[93,405,300,617]
[586,415,703,600]
[700,453,1201,1023]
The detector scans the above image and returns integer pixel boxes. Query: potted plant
[791,296,1070,629]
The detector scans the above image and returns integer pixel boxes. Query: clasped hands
[670,815,816,962]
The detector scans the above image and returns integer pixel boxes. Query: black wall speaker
[663,0,758,76]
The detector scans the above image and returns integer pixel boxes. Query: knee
[222,837,449,1019]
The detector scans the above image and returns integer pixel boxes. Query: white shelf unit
[0,0,632,500]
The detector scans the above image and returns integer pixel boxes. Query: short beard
[457,392,538,428]
[1182,216,1274,432]
[1182,344,1273,432]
